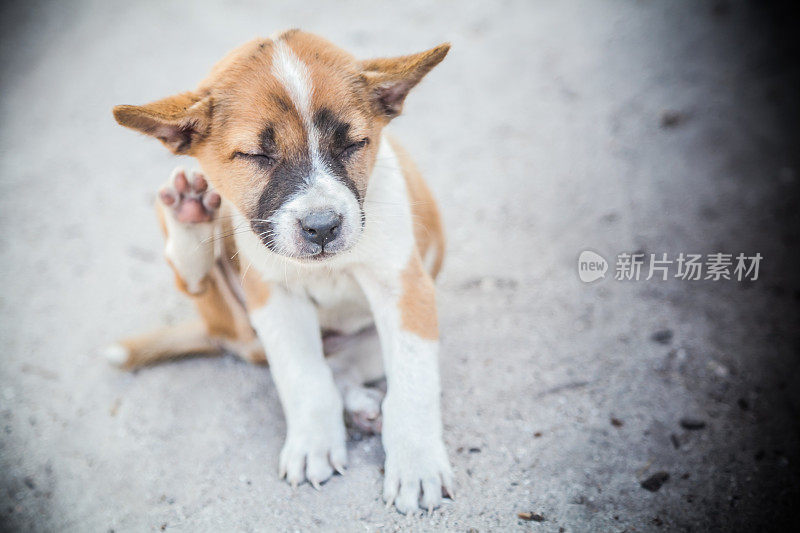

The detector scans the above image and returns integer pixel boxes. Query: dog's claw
[442,471,455,500]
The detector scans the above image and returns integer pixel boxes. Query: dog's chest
[230,211,374,333]
[301,271,373,335]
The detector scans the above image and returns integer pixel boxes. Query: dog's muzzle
[259,172,363,260]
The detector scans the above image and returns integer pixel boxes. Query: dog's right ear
[112,92,212,155]
[360,43,450,122]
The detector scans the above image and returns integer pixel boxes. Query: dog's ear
[112,92,212,155]
[360,43,450,120]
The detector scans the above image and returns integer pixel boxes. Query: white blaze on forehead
[261,37,363,259]
[271,39,321,171]
[271,40,312,119]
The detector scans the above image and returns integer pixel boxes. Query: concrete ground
[2,0,799,531]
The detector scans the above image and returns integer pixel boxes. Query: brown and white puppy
[108,30,451,514]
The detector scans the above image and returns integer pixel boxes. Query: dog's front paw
[278,417,347,489]
[383,435,454,514]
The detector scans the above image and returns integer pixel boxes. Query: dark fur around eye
[338,138,369,161]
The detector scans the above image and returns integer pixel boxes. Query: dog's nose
[299,211,342,248]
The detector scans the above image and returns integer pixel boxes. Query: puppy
[108,30,452,514]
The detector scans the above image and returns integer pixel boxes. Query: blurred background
[1,0,799,531]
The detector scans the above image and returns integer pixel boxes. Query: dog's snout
[299,211,342,248]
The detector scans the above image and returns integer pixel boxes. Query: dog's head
[113,30,448,261]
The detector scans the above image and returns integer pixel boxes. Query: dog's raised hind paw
[159,167,221,223]
[344,386,384,435]
[158,167,221,294]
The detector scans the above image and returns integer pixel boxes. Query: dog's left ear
[112,91,212,155]
[360,43,450,121]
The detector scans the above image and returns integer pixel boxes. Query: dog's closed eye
[338,138,369,161]
[234,151,277,169]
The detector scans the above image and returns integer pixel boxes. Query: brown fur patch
[398,252,439,340]
[196,37,306,213]
[113,92,211,154]
[287,32,382,196]
[360,43,450,119]
[155,201,264,363]
[193,267,244,339]
[117,321,218,369]
[241,266,271,309]
[117,262,268,369]
[389,136,445,278]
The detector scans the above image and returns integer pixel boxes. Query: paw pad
[159,168,221,223]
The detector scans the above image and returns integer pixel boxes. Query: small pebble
[651,329,673,344]
[737,398,749,411]
[708,360,729,378]
[679,418,706,430]
[660,111,686,128]
[518,511,545,522]
[641,471,670,492]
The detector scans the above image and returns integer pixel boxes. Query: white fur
[423,245,439,275]
[348,145,453,514]
[163,218,216,294]
[306,272,374,335]
[239,137,452,512]
[249,283,347,488]
[268,174,363,258]
[352,267,453,514]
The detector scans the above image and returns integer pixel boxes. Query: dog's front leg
[354,252,453,514]
[248,284,347,488]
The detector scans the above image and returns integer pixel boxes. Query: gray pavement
[1,0,799,531]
